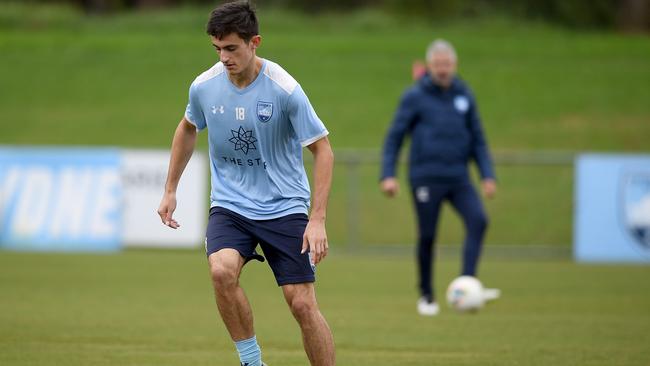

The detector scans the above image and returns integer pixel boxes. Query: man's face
[427,52,457,88]
[211,33,260,76]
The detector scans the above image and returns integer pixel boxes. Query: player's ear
[250,35,261,49]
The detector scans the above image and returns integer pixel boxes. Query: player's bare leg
[282,283,335,366]
[208,249,255,341]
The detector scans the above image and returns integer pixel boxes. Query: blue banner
[574,154,650,263]
[0,147,122,252]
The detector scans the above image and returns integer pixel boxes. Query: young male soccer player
[156,2,335,365]
[380,39,500,316]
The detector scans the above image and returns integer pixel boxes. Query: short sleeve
[287,85,328,147]
[184,83,207,131]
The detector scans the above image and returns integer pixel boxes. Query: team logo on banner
[621,172,650,252]
[257,101,273,123]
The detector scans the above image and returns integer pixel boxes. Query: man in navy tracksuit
[380,39,498,316]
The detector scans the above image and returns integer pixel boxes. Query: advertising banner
[574,154,650,263]
[0,147,207,252]
[0,147,122,251]
[121,149,207,248]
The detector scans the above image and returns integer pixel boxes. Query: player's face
[427,52,457,88]
[211,33,261,76]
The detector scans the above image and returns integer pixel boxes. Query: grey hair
[426,39,457,62]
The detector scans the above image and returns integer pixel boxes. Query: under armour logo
[211,105,224,114]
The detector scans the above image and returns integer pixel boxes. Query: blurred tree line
[32,0,650,31]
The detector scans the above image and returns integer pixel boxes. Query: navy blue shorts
[205,207,315,286]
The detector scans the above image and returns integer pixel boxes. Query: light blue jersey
[184,59,328,219]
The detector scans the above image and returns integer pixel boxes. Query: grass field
[4,3,645,246]
[1,250,649,366]
[1,4,649,150]
[1,4,649,366]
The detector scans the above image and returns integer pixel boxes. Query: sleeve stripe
[184,113,204,131]
[300,130,329,147]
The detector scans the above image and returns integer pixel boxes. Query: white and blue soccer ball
[446,276,485,312]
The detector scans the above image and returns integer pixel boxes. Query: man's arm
[301,136,334,265]
[157,117,198,229]
[380,91,417,197]
[467,96,497,199]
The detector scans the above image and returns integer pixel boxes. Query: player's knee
[472,213,489,233]
[288,296,317,321]
[210,263,238,289]
[478,213,489,230]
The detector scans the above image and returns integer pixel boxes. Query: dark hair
[206,1,259,42]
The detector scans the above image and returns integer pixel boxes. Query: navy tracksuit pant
[411,180,488,302]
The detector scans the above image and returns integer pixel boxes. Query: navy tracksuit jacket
[381,74,496,301]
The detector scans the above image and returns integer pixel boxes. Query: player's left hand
[301,218,328,265]
[481,179,497,199]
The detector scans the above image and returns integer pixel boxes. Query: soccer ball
[446,276,485,312]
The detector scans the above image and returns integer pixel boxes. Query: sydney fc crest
[257,101,273,123]
[454,95,469,114]
[621,172,650,251]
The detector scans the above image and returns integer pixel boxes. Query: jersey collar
[227,58,267,95]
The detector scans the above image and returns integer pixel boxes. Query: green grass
[1,250,649,365]
[1,4,649,246]
[1,5,648,150]
[1,7,647,365]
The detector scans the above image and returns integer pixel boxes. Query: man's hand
[380,177,400,198]
[481,179,497,199]
[157,118,197,230]
[157,192,180,229]
[301,218,328,265]
[412,60,426,81]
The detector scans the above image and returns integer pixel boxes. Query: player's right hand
[157,192,180,229]
[380,177,400,198]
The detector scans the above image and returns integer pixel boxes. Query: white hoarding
[122,150,207,248]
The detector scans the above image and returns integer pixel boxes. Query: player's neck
[229,56,263,89]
